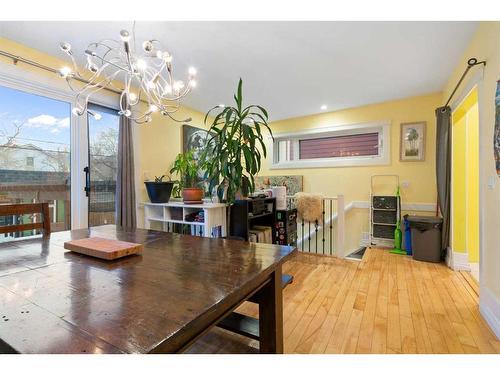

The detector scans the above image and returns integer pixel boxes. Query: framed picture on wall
[400,121,426,161]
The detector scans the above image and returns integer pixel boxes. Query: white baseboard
[480,287,500,339]
[446,248,471,271]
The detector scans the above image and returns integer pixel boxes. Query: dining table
[0,225,296,354]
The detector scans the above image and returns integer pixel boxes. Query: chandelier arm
[164,111,192,123]
[78,70,122,101]
[93,45,116,65]
[70,62,113,95]
[82,74,122,108]
[95,40,122,50]
[93,54,132,74]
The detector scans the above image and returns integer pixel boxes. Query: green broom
[390,185,406,255]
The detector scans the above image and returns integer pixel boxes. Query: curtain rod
[442,57,486,111]
[0,49,123,96]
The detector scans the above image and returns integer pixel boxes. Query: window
[0,84,71,239]
[87,104,120,227]
[271,121,390,169]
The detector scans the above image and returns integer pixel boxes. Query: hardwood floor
[188,248,500,354]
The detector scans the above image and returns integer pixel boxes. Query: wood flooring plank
[341,308,364,353]
[400,315,417,353]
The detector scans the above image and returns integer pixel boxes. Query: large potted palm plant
[203,78,273,204]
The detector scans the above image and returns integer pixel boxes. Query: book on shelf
[249,225,273,244]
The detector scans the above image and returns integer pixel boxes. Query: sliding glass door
[0,85,72,239]
[0,79,121,238]
[87,104,120,227]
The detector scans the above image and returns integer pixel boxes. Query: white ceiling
[0,21,477,121]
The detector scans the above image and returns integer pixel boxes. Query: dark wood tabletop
[0,225,296,354]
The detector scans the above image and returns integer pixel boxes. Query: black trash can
[407,216,443,263]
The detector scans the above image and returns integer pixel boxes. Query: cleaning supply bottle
[404,215,412,255]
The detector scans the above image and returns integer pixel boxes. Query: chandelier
[58,28,197,124]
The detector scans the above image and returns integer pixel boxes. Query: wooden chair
[0,203,51,236]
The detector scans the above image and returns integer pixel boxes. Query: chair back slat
[0,203,51,236]
[0,222,44,234]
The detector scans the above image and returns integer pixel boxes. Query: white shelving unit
[143,201,227,238]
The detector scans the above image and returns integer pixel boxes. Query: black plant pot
[145,181,174,203]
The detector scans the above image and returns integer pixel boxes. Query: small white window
[270,121,390,169]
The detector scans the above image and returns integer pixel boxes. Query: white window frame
[270,121,391,169]
[0,60,119,229]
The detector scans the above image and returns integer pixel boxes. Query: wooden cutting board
[64,237,143,260]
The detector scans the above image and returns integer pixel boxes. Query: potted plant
[144,175,174,203]
[202,78,273,204]
[170,150,205,203]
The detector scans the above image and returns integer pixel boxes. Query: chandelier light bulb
[149,104,159,113]
[59,42,72,53]
[173,80,184,91]
[87,62,98,73]
[59,66,72,78]
[145,115,152,123]
[129,92,137,102]
[162,52,172,62]
[136,59,148,71]
[163,84,172,95]
[189,80,197,88]
[123,109,132,117]
[142,40,154,53]
[120,30,130,42]
[72,107,83,116]
[188,67,197,76]
[147,81,156,89]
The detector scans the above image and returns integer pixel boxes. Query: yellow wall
[0,36,208,226]
[134,107,209,225]
[443,21,500,299]
[467,102,480,263]
[452,88,479,263]
[452,111,467,253]
[260,93,441,250]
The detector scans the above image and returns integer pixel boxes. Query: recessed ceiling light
[320,105,328,111]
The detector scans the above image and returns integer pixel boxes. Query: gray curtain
[116,114,136,228]
[435,106,451,253]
